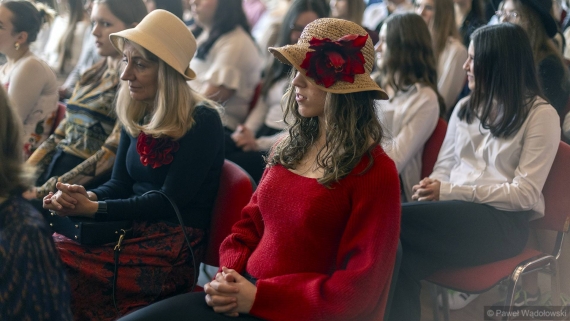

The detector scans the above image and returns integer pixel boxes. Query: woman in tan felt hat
[43,9,225,320]
[118,17,400,321]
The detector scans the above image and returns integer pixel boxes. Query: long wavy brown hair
[377,13,445,117]
[267,73,385,187]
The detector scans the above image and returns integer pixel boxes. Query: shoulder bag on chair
[46,190,196,315]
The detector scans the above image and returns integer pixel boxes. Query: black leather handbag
[47,214,133,245]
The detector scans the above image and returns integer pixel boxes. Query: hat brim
[110,30,196,80]
[269,44,389,101]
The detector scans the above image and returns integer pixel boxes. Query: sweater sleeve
[218,190,265,274]
[92,107,224,223]
[437,106,560,212]
[249,156,401,321]
[90,127,135,201]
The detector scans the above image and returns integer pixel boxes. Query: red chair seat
[426,248,546,293]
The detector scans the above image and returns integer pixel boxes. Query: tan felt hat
[110,9,196,80]
[269,18,388,100]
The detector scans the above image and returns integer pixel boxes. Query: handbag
[46,190,196,315]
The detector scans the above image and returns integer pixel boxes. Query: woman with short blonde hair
[43,10,225,320]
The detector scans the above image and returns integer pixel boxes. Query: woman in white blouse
[227,0,328,182]
[374,13,444,202]
[387,24,561,321]
[43,0,90,78]
[189,0,262,133]
[416,0,468,112]
[0,1,58,159]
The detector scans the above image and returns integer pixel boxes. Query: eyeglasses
[495,10,520,21]
[289,23,307,33]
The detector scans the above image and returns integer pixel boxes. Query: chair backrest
[421,118,447,178]
[530,141,570,232]
[203,160,255,266]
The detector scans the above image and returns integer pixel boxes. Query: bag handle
[141,190,198,289]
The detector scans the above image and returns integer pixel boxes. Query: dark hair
[378,13,445,117]
[262,0,329,97]
[458,23,543,138]
[80,0,147,86]
[268,72,385,187]
[94,0,148,27]
[2,1,48,44]
[193,0,251,60]
[153,0,184,20]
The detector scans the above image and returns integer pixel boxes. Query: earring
[14,42,20,51]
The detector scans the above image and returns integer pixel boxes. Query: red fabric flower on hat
[299,34,368,88]
[136,132,180,169]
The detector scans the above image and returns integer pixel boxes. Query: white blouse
[190,27,263,131]
[377,83,440,202]
[0,51,58,157]
[430,96,560,220]
[244,78,288,151]
[563,110,570,141]
[437,37,468,111]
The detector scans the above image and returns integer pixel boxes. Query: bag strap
[111,190,197,316]
[141,190,197,288]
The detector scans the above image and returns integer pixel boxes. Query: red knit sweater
[219,145,401,321]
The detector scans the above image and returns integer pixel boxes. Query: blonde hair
[115,40,218,139]
[0,87,35,197]
[431,0,460,61]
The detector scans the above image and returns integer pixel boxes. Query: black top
[91,105,225,229]
[0,196,73,321]
[538,55,570,119]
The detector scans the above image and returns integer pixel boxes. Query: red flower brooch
[299,34,368,88]
[136,132,180,169]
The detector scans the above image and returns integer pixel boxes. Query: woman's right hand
[204,271,240,317]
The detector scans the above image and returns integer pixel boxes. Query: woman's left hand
[43,183,98,217]
[205,266,257,316]
[412,178,441,201]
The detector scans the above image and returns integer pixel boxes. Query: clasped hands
[411,177,441,201]
[204,267,257,317]
[42,182,98,217]
[231,125,258,152]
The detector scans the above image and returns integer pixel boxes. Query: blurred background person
[227,0,328,182]
[0,0,58,158]
[0,85,72,321]
[416,0,468,112]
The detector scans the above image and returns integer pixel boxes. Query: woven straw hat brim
[270,45,388,100]
[109,10,196,80]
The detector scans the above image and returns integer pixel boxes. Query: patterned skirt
[53,220,205,321]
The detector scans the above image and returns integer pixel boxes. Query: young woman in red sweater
[119,17,401,321]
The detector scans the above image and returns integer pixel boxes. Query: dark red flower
[136,132,180,169]
[299,34,368,88]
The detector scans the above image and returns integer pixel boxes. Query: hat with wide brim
[269,18,388,100]
[520,0,558,38]
[110,9,196,80]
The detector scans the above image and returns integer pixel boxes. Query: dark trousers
[224,125,281,183]
[117,292,264,321]
[388,201,529,321]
